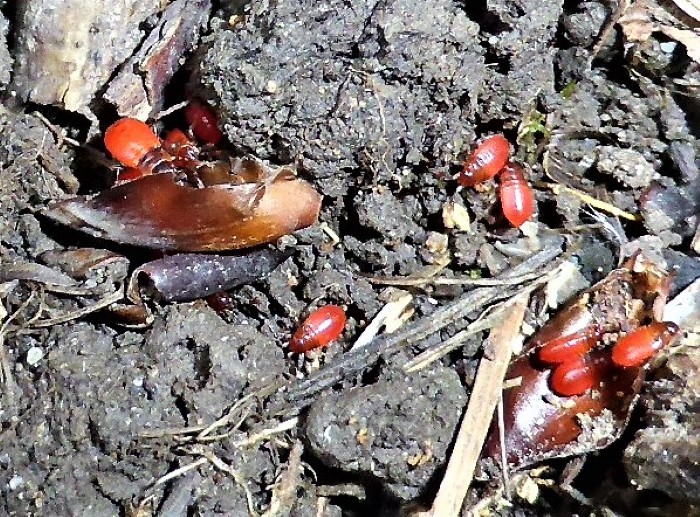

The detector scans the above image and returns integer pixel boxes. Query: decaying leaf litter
[1,0,699,515]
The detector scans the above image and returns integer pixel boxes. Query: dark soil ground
[0,0,698,515]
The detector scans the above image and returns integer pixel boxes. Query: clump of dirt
[305,364,466,501]
[200,0,485,184]
[0,111,74,261]
[144,303,286,423]
[624,350,700,502]
[197,2,481,313]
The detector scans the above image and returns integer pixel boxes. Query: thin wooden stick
[365,271,541,287]
[416,294,528,517]
[403,261,565,373]
[546,183,639,221]
[261,441,304,517]
[497,396,511,500]
[152,458,208,488]
[28,284,124,328]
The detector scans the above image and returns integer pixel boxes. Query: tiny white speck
[323,426,333,443]
[9,475,23,490]
[26,347,44,367]
[659,42,676,53]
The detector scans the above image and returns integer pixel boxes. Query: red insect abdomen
[290,305,347,353]
[538,327,601,365]
[499,162,535,228]
[549,357,600,397]
[457,134,510,187]
[185,99,224,146]
[104,118,161,168]
[611,322,680,367]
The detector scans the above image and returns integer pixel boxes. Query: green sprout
[516,107,552,164]
[467,268,482,280]
[560,81,578,99]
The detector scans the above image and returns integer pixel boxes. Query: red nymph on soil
[289,304,347,353]
[104,117,161,169]
[498,161,536,228]
[105,117,203,184]
[457,135,536,228]
[457,134,510,187]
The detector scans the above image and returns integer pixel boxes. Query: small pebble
[8,475,23,490]
[25,347,44,367]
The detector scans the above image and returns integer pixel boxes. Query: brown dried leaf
[44,171,322,252]
[485,254,672,469]
[619,0,700,63]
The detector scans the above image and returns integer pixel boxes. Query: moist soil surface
[0,1,699,515]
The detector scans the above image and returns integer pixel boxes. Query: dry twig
[138,424,209,439]
[156,471,202,517]
[0,290,42,398]
[366,270,542,288]
[196,385,279,440]
[261,441,304,517]
[415,294,528,517]
[399,258,565,372]
[545,183,639,221]
[152,457,208,489]
[590,0,631,60]
[201,450,257,515]
[28,284,125,328]
[229,417,298,449]
[153,100,189,120]
[402,307,505,373]
[32,110,81,147]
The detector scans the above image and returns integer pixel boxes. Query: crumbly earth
[0,0,698,515]
[304,364,466,501]
[623,350,700,502]
[0,8,10,86]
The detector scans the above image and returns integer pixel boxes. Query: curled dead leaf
[127,248,291,303]
[619,0,700,63]
[43,167,322,252]
[485,254,673,469]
